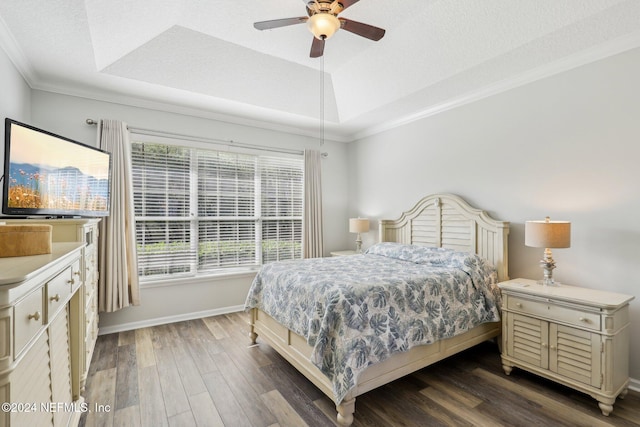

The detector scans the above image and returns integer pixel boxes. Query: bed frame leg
[249,309,258,345]
[336,398,356,426]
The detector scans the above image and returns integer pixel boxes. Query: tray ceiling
[1,0,639,140]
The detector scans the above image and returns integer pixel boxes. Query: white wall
[0,44,31,174]
[29,90,350,331]
[347,47,640,381]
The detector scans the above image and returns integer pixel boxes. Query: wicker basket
[0,224,53,257]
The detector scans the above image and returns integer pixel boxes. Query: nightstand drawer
[507,296,600,331]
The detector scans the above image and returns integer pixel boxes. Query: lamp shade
[525,218,571,248]
[349,218,369,233]
[308,13,341,40]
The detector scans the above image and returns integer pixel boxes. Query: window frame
[130,134,304,285]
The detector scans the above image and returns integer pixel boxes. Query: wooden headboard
[379,194,510,281]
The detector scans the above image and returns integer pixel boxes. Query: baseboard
[97,305,245,335]
[629,377,640,393]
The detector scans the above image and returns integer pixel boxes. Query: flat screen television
[2,118,111,217]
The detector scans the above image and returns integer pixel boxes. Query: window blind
[131,141,303,280]
[260,156,303,263]
[197,151,257,271]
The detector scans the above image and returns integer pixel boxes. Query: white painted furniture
[499,278,634,416]
[4,218,100,393]
[330,250,357,257]
[0,242,85,427]
[250,194,510,426]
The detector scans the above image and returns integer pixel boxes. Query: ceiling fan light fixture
[308,13,340,40]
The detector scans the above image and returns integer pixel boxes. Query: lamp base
[537,278,561,287]
[355,233,363,254]
[539,248,559,286]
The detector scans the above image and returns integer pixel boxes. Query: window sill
[139,268,259,289]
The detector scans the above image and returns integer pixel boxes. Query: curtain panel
[303,149,324,258]
[97,119,140,312]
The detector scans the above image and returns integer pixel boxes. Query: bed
[245,194,509,425]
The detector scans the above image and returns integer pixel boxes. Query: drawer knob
[74,270,81,276]
[28,311,41,321]
[50,294,60,302]
[541,343,548,348]
[550,345,557,351]
[68,278,75,285]
[579,317,590,323]
[516,303,522,308]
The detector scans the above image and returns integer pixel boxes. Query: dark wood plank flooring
[80,312,640,426]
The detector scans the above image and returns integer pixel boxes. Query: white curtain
[97,120,140,312]
[303,149,324,258]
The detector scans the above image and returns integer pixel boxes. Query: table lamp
[525,217,571,286]
[349,218,369,253]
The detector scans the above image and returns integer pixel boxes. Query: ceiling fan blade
[254,17,308,30]
[339,0,361,10]
[339,18,385,41]
[310,37,325,58]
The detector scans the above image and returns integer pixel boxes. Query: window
[131,141,303,280]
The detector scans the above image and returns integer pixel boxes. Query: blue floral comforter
[244,242,501,403]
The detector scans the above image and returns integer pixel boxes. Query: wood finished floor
[80,312,640,427]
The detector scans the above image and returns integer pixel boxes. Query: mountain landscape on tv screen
[7,162,109,212]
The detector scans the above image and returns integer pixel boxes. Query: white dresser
[499,278,634,416]
[0,242,85,427]
[4,218,100,393]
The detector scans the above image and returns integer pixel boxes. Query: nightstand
[499,278,634,416]
[330,250,357,257]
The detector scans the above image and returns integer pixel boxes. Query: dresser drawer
[47,265,73,320]
[84,251,95,282]
[85,292,97,323]
[84,267,94,293]
[507,296,600,331]
[71,259,82,290]
[86,312,98,345]
[85,314,98,373]
[14,288,44,357]
[85,280,98,311]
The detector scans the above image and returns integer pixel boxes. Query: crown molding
[30,79,352,143]
[0,11,350,144]
[0,13,36,86]
[351,31,640,141]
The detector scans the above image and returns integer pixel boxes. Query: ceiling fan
[253,0,385,58]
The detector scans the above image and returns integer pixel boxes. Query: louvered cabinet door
[49,306,74,427]
[549,323,601,388]
[9,332,53,427]
[506,312,549,369]
[499,278,634,417]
